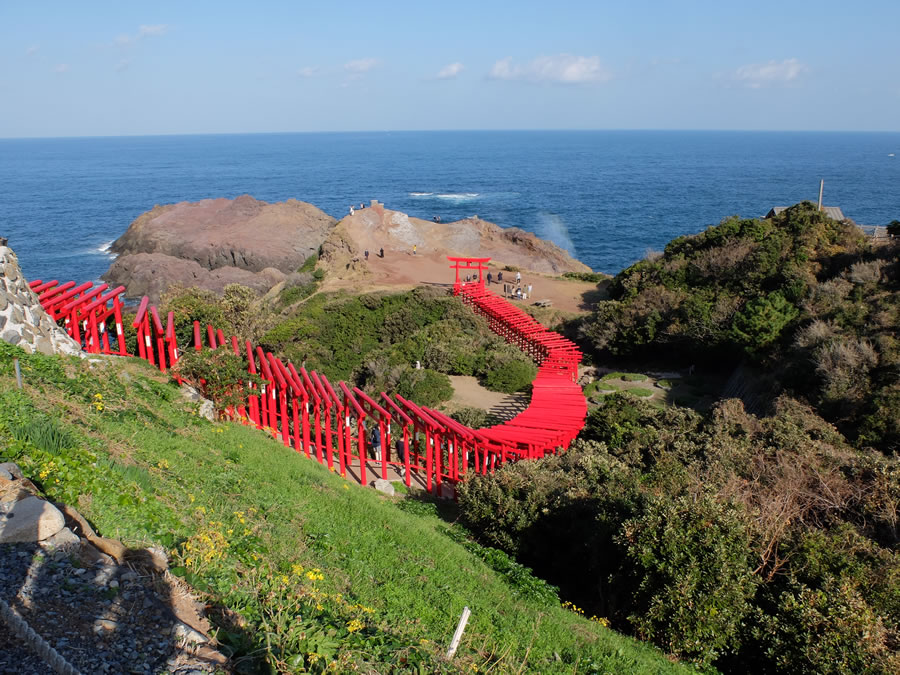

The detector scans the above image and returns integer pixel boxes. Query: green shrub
[730,291,799,354]
[450,406,488,429]
[627,388,654,398]
[161,285,230,350]
[397,368,453,407]
[751,576,896,674]
[563,271,608,283]
[620,495,756,666]
[482,359,536,393]
[298,252,318,274]
[279,281,318,307]
[172,346,264,415]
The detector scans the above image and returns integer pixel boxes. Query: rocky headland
[103,196,591,300]
[104,195,336,301]
[320,201,591,280]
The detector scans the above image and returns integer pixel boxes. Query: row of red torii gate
[28,257,587,493]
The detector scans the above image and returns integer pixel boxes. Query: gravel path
[0,542,222,675]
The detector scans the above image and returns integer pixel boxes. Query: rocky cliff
[104,195,336,300]
[321,202,592,279]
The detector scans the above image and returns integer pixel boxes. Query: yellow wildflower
[346,619,364,633]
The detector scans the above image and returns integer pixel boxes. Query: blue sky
[1,1,897,137]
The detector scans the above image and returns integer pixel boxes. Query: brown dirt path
[322,247,605,318]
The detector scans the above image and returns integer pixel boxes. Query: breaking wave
[408,191,480,202]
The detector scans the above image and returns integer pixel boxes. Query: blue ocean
[0,131,897,285]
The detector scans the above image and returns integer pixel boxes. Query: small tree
[730,291,799,354]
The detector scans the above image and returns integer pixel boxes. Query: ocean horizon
[1,129,897,285]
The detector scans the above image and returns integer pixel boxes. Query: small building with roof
[765,205,850,222]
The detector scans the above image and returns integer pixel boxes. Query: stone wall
[0,245,83,357]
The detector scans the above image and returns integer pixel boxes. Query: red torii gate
[448,256,490,293]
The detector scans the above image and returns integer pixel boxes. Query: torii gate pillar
[447,257,491,295]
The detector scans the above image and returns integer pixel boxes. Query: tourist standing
[515,271,521,284]
[370,425,382,461]
[527,283,533,296]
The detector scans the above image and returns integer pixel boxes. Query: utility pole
[817,179,824,211]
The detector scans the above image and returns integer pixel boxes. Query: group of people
[485,269,534,301]
[363,248,384,261]
[349,202,366,215]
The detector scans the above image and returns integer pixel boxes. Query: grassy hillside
[0,342,686,674]
[581,202,900,452]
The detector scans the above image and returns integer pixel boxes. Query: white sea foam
[409,192,434,197]
[537,212,576,256]
[435,192,479,201]
[97,240,115,254]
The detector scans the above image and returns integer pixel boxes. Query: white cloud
[436,62,464,80]
[733,58,808,88]
[138,24,169,38]
[54,63,70,74]
[114,24,171,46]
[489,54,612,84]
[25,45,39,57]
[297,66,318,78]
[344,58,378,74]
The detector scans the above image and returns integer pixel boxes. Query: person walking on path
[486,272,493,285]
[515,271,521,284]
[379,247,384,258]
[527,283,533,296]
[370,425,382,461]
[413,244,417,256]
[365,250,369,261]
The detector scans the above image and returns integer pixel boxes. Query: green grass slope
[0,343,687,674]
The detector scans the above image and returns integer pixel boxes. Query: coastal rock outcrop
[0,244,83,357]
[321,201,592,280]
[104,195,336,300]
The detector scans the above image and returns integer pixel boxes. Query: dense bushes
[260,287,537,404]
[580,202,900,452]
[621,495,756,665]
[457,394,900,671]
